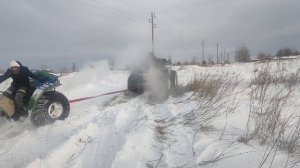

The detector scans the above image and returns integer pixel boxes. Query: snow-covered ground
[0,58,299,168]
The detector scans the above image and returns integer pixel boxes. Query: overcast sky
[0,0,299,70]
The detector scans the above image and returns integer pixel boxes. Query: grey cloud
[0,0,299,69]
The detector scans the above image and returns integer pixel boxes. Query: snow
[0,58,299,168]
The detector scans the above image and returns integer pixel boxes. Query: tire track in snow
[25,68,130,167]
[25,123,98,168]
[142,101,196,168]
[62,96,145,168]
[74,107,127,168]
[23,101,121,168]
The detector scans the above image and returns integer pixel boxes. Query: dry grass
[184,72,241,127]
[241,63,300,168]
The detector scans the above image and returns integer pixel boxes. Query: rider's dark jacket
[0,66,39,89]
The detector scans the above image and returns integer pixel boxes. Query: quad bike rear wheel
[30,91,70,127]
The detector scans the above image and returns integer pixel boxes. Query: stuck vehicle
[127,57,178,100]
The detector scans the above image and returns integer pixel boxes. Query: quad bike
[0,70,70,127]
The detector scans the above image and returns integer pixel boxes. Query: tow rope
[1,90,127,104]
[69,89,127,104]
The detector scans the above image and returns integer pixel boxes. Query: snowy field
[0,58,299,168]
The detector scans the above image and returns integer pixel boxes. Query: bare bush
[250,63,300,87]
[182,72,241,127]
[247,64,299,141]
[243,63,300,167]
[235,46,251,62]
[257,52,272,61]
[276,47,300,57]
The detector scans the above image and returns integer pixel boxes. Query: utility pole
[227,53,230,63]
[202,40,205,62]
[149,12,156,56]
[223,49,226,63]
[217,43,219,64]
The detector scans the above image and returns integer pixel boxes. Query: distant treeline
[172,46,300,66]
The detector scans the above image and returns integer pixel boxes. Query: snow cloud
[0,0,299,69]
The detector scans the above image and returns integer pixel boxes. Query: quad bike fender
[0,95,15,117]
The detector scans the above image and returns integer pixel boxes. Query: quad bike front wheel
[30,91,70,127]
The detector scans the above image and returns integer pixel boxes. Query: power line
[96,1,148,23]
[78,0,148,26]
[114,0,149,16]
[151,15,177,37]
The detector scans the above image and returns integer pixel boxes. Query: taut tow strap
[69,89,127,104]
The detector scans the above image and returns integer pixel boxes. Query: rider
[0,60,41,120]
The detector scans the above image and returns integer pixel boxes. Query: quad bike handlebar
[30,70,61,90]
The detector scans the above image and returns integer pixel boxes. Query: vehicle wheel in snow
[30,91,70,127]
[127,73,145,94]
[169,70,178,89]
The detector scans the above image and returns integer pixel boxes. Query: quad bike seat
[0,94,15,117]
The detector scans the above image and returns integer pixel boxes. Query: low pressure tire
[30,91,70,127]
[169,70,178,89]
[127,73,145,94]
